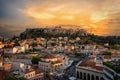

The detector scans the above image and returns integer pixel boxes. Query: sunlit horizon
[0,0,120,36]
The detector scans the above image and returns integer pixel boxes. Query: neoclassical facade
[39,54,68,73]
[76,59,104,80]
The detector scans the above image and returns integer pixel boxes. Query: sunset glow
[0,0,120,36]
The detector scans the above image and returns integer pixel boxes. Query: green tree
[103,51,112,55]
[31,56,41,64]
[112,44,120,50]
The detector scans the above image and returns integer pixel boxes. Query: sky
[0,0,120,37]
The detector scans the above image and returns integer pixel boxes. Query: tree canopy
[31,56,41,64]
[103,51,112,55]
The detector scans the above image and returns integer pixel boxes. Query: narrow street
[51,61,79,80]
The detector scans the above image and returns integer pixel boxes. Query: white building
[11,62,44,80]
[111,55,120,61]
[39,54,63,73]
[79,44,97,54]
[64,37,68,41]
[39,54,69,73]
[76,58,104,80]
[11,62,25,71]
[103,55,111,62]
[4,48,14,54]
[13,46,26,53]
[4,45,28,54]
[76,37,80,41]
[24,69,36,79]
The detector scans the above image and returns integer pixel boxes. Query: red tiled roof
[104,55,111,59]
[25,69,35,74]
[93,66,103,71]
[0,70,12,80]
[79,60,96,67]
[31,66,44,75]
[44,54,56,59]
[79,59,103,71]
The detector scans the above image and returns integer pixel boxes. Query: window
[77,71,79,78]
[91,75,95,80]
[84,73,86,80]
[29,74,30,77]
[80,72,82,79]
[87,74,90,80]
[100,77,104,80]
[96,76,99,80]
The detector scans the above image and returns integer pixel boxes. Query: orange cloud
[20,0,120,36]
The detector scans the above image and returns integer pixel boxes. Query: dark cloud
[0,0,31,22]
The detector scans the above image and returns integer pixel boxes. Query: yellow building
[24,69,35,79]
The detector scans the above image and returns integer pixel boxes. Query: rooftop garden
[103,62,120,73]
